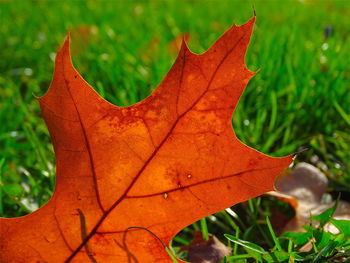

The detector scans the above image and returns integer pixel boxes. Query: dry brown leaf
[272,162,350,233]
[185,231,231,263]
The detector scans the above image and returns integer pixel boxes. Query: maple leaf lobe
[0,16,294,263]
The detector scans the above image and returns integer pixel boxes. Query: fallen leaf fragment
[272,162,350,234]
[0,16,293,263]
[185,231,231,263]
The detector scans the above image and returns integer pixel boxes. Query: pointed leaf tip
[61,33,71,56]
[179,35,190,55]
[53,33,71,66]
[246,15,256,29]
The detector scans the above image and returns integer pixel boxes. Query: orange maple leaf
[0,17,294,263]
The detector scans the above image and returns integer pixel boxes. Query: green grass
[1,0,350,261]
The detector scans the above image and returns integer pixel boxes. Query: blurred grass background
[0,0,349,229]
